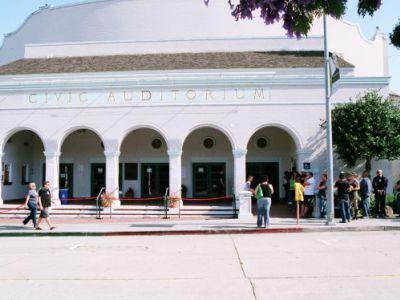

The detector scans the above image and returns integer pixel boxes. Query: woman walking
[23,182,42,230]
[254,176,274,228]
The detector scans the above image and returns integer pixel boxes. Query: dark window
[124,163,138,180]
[152,138,162,149]
[257,137,268,148]
[203,137,215,149]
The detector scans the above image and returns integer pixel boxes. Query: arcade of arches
[0,126,306,206]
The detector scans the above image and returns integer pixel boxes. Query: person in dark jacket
[372,169,388,218]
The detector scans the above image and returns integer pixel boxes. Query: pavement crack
[230,234,257,300]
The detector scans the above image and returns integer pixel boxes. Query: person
[254,176,274,228]
[22,182,41,229]
[37,181,55,230]
[217,169,225,196]
[288,172,297,211]
[283,171,290,205]
[334,172,351,223]
[301,172,315,218]
[359,171,373,218]
[317,174,328,218]
[348,172,360,220]
[294,176,305,224]
[394,179,400,218]
[372,169,388,218]
[244,175,254,195]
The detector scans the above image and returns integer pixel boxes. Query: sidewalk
[1,216,400,237]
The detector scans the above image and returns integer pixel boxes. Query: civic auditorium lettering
[26,88,269,106]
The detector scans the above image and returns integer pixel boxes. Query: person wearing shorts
[37,181,55,230]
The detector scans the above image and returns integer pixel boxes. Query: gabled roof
[0,51,353,76]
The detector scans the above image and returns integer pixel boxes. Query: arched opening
[1,130,45,203]
[59,129,105,202]
[182,126,233,201]
[120,128,168,202]
[246,126,298,215]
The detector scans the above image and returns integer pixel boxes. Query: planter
[168,197,181,208]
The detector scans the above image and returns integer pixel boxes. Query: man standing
[335,172,351,223]
[359,171,372,218]
[37,181,56,230]
[372,169,388,218]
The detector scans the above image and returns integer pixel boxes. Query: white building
[0,0,394,207]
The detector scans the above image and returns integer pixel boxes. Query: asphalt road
[1,231,399,300]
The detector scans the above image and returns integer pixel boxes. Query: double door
[246,162,279,201]
[192,163,226,198]
[141,163,169,197]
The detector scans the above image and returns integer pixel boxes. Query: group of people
[248,167,400,228]
[22,181,55,230]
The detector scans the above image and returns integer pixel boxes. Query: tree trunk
[365,158,372,174]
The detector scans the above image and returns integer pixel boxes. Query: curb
[1,225,400,237]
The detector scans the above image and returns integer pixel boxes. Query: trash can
[59,188,69,205]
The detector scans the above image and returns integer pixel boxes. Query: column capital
[104,150,121,158]
[43,151,61,158]
[168,149,182,158]
[296,149,312,156]
[232,148,247,158]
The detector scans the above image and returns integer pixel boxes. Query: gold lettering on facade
[235,89,244,100]
[29,94,37,103]
[79,92,88,102]
[123,91,132,102]
[68,92,72,103]
[108,91,116,102]
[171,89,179,101]
[186,89,196,100]
[141,90,152,101]
[160,89,163,101]
[205,89,214,100]
[223,88,226,100]
[55,93,63,103]
[254,88,265,100]
[45,93,48,104]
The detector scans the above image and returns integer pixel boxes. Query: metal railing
[95,187,105,219]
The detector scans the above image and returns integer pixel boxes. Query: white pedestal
[238,191,253,219]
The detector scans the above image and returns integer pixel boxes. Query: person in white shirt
[301,172,316,217]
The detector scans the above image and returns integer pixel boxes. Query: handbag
[255,184,264,199]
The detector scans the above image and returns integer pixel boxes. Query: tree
[390,20,400,49]
[204,1,400,47]
[330,91,400,172]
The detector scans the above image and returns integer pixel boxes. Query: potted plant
[101,192,116,207]
[168,195,181,208]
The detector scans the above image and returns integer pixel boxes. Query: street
[1,231,399,299]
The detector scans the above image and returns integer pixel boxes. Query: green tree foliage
[331,91,400,172]
[204,1,383,38]
[390,20,400,49]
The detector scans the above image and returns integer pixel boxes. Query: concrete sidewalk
[1,215,400,236]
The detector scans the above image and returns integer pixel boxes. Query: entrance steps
[0,204,238,219]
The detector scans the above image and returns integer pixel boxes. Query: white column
[168,149,182,198]
[44,151,61,206]
[232,148,247,197]
[104,150,120,207]
[0,152,3,205]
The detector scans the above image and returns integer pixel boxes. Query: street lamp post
[323,14,336,225]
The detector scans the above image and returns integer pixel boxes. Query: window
[21,164,30,184]
[256,137,268,149]
[124,163,138,180]
[2,163,12,185]
[151,138,162,149]
[203,137,215,149]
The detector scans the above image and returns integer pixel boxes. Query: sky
[0,0,399,93]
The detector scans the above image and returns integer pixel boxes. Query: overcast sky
[0,0,399,93]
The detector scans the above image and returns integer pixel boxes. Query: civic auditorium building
[0,0,395,212]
